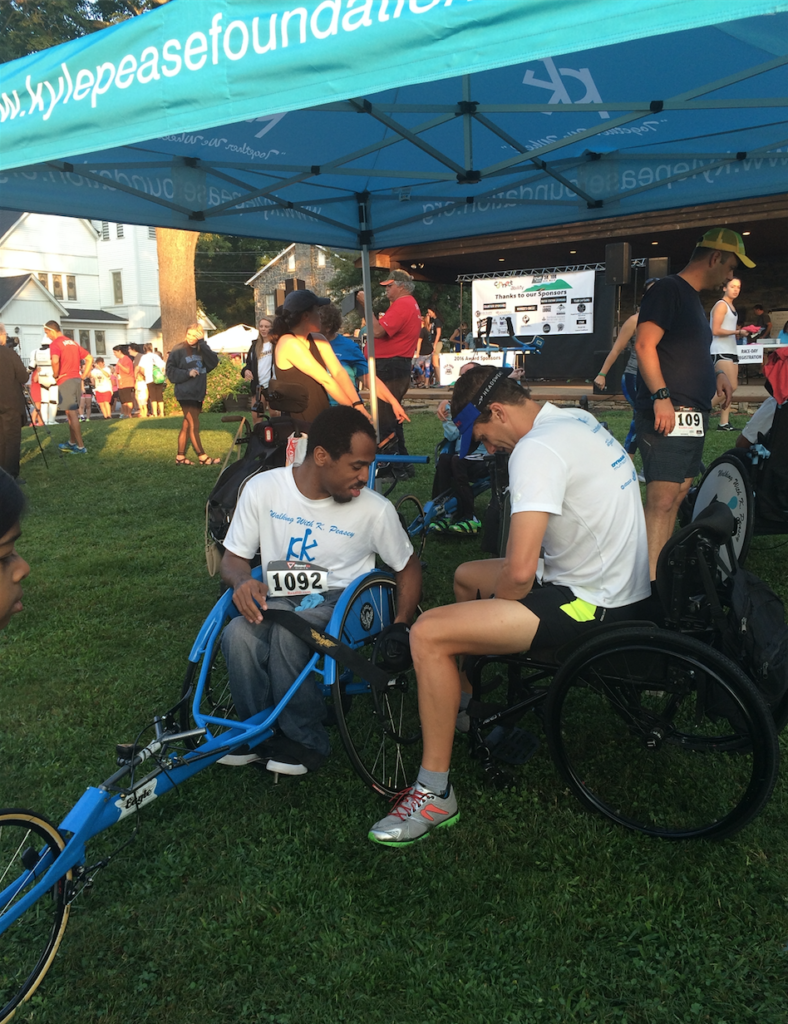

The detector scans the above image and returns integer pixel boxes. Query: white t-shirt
[742,396,777,443]
[257,343,273,388]
[508,403,650,608]
[224,466,413,590]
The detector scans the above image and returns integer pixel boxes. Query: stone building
[245,243,337,322]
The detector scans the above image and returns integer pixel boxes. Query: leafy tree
[195,234,282,330]
[327,254,469,340]
[0,0,167,63]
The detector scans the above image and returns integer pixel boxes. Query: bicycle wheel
[545,628,778,840]
[0,810,71,1024]
[394,494,426,559]
[691,453,754,573]
[331,572,422,797]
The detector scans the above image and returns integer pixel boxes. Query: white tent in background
[206,323,257,355]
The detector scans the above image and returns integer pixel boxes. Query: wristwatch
[650,387,671,402]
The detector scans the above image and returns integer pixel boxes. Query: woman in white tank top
[710,277,743,430]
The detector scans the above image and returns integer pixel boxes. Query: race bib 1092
[266,561,328,597]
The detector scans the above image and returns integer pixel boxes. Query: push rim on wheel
[331,572,422,798]
[0,809,71,1024]
[394,493,426,559]
[545,628,778,841]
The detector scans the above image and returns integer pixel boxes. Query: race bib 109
[266,561,328,597]
[668,410,704,438]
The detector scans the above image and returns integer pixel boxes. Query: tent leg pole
[361,244,380,441]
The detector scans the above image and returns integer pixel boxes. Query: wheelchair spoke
[332,573,423,798]
[545,628,779,840]
[0,811,71,1024]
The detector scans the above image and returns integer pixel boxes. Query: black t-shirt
[418,328,432,356]
[634,275,715,412]
[429,317,443,346]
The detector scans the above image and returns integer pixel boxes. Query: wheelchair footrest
[485,726,540,766]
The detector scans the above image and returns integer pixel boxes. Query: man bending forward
[369,368,650,845]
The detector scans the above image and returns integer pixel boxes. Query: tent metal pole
[361,244,380,440]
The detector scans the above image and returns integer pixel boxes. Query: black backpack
[206,418,294,545]
[725,567,788,711]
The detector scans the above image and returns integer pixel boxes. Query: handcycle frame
[0,565,412,1021]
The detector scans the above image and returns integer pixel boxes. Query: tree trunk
[156,227,199,356]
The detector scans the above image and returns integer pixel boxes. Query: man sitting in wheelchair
[369,368,651,846]
[220,406,421,777]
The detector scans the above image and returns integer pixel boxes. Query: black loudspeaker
[647,256,670,279]
[605,242,631,286]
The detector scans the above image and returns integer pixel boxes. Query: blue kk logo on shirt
[286,527,319,562]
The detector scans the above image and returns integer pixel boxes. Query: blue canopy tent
[1,0,787,423]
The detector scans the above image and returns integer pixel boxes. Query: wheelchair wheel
[0,809,71,1024]
[331,572,422,798]
[394,494,427,559]
[179,628,237,747]
[545,627,778,840]
[691,453,754,572]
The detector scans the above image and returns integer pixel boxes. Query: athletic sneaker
[448,516,482,535]
[263,735,326,777]
[427,517,451,534]
[58,441,78,452]
[69,446,88,454]
[368,783,459,846]
[717,423,735,432]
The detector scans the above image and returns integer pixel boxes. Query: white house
[0,212,162,363]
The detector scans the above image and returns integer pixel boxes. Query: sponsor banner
[439,350,518,385]
[471,270,596,337]
[737,345,764,365]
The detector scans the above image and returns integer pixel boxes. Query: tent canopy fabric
[206,322,257,353]
[1,0,787,251]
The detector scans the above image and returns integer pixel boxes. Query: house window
[63,329,75,340]
[112,271,123,304]
[101,221,109,240]
[94,330,106,355]
[287,252,296,272]
[52,274,63,299]
[265,294,276,316]
[317,249,326,268]
[79,330,91,352]
[38,273,48,289]
[116,223,125,239]
[67,275,77,301]
[148,226,156,240]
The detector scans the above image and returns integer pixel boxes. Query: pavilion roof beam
[472,111,599,206]
[316,99,788,113]
[478,53,788,179]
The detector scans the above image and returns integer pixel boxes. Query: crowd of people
[3,226,785,847]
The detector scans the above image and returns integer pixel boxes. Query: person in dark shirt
[165,324,220,466]
[634,227,755,577]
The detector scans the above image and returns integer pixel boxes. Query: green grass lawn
[3,408,788,1024]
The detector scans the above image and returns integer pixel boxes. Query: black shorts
[524,582,649,650]
[712,353,739,365]
[635,410,708,484]
[179,400,203,413]
[117,387,134,404]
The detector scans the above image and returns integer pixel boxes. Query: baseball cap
[380,269,414,287]
[696,228,755,268]
[282,289,330,314]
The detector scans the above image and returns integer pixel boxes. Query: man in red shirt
[360,269,421,460]
[45,320,93,454]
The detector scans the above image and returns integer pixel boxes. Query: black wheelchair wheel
[691,453,754,572]
[394,493,426,559]
[544,627,778,840]
[0,809,71,1024]
[331,572,422,798]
